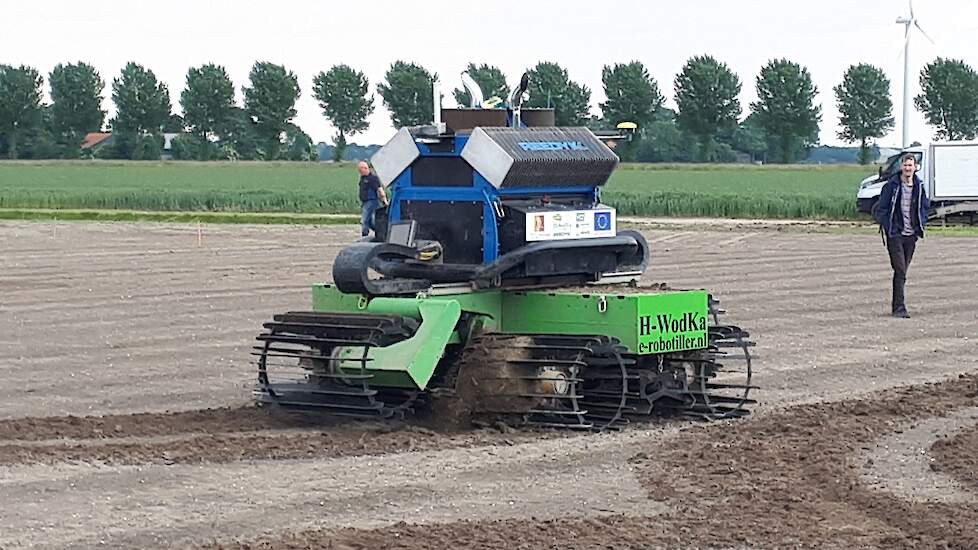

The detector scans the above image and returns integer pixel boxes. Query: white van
[856,141,978,221]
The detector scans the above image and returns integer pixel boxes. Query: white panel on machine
[370,128,421,186]
[525,209,616,242]
[460,127,515,188]
[932,142,978,200]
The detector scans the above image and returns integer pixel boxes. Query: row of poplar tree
[0,57,976,164]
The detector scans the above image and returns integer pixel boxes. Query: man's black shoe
[892,310,911,318]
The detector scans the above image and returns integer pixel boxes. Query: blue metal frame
[386,131,604,264]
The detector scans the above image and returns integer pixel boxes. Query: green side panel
[500,290,709,354]
[311,284,502,329]
[634,291,709,354]
[312,284,364,313]
[501,291,637,347]
[310,284,708,388]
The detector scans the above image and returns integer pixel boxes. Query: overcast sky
[4,0,977,148]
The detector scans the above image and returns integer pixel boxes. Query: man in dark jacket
[873,153,930,318]
[357,161,388,237]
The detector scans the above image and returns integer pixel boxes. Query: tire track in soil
[0,406,566,467]
[858,407,978,504]
[0,407,304,441]
[201,374,978,550]
[930,418,978,495]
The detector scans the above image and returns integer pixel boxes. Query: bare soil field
[1,221,977,549]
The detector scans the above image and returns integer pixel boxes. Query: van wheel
[869,200,880,220]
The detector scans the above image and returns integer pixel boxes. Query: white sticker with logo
[525,209,616,241]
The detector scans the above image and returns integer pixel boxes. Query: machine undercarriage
[254,288,754,429]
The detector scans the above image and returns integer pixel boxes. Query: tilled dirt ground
[205,375,978,550]
[1,220,977,549]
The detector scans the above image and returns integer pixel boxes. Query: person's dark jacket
[874,173,930,238]
[359,173,382,202]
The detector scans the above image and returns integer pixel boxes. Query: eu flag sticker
[594,211,612,231]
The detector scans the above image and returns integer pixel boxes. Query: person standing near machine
[874,153,930,318]
[357,161,388,237]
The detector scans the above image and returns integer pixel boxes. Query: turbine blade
[909,0,915,19]
[915,21,936,44]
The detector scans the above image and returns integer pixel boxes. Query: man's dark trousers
[886,234,917,313]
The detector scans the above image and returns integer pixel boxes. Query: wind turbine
[896,0,935,147]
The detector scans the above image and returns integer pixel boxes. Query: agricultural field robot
[252,75,755,429]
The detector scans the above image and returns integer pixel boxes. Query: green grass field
[0,160,870,220]
[609,164,864,219]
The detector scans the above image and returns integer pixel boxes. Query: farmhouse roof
[81,132,113,149]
